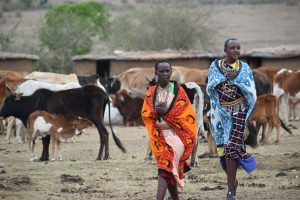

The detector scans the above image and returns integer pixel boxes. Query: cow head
[0,95,19,118]
[5,83,23,100]
[100,77,121,94]
[146,76,157,89]
[113,89,135,107]
[71,117,93,134]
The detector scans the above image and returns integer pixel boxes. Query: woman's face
[225,40,241,62]
[155,62,172,86]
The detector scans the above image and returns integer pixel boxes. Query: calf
[112,89,144,126]
[245,94,292,147]
[27,110,92,161]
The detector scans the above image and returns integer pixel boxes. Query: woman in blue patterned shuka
[207,39,257,200]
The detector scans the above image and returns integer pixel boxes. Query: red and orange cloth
[141,82,196,180]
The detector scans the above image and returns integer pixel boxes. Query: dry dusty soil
[0,117,299,200]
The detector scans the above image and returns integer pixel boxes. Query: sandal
[226,192,235,200]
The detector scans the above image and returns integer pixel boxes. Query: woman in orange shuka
[141,60,197,200]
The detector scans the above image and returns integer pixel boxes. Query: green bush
[106,5,214,51]
[0,33,12,51]
[36,2,110,73]
[45,2,110,38]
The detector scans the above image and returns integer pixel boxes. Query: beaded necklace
[220,59,240,78]
[157,82,174,104]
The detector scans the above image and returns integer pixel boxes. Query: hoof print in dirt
[291,152,300,158]
[60,174,84,184]
[276,171,288,177]
[12,176,32,185]
[248,182,266,188]
[200,185,225,191]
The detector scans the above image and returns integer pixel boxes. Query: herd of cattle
[0,66,299,165]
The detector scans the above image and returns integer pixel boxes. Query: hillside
[0,0,300,54]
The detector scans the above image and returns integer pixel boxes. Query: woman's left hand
[155,102,168,115]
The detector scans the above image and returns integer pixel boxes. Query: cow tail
[244,122,257,148]
[108,98,127,153]
[279,118,292,134]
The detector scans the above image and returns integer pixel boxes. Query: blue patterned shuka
[206,59,257,147]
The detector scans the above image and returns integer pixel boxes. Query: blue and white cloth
[206,59,257,146]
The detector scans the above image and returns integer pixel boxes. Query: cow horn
[5,83,14,95]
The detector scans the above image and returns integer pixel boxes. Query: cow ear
[128,91,133,97]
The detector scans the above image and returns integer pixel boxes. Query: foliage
[106,5,214,51]
[37,2,110,73]
[0,33,12,51]
[45,1,110,38]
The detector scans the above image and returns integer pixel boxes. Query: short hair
[154,60,172,71]
[224,38,237,50]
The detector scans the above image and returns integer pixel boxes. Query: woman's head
[154,60,172,87]
[224,38,240,63]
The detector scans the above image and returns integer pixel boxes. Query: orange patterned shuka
[141,83,197,179]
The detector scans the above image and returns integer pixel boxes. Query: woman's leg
[156,175,168,200]
[168,184,179,200]
[226,158,237,194]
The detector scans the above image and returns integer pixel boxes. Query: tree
[36,2,110,73]
[106,5,214,51]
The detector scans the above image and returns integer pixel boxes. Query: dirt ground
[0,117,299,200]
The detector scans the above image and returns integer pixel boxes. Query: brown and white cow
[27,110,93,161]
[0,71,29,138]
[255,66,280,92]
[112,89,144,127]
[273,69,300,126]
[116,66,208,98]
[245,94,292,147]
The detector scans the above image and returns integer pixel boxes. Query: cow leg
[95,123,109,160]
[57,139,62,160]
[190,135,199,167]
[207,130,217,157]
[274,124,281,144]
[257,122,263,143]
[51,135,56,161]
[39,135,50,161]
[15,119,26,143]
[29,137,38,161]
[0,117,4,135]
[144,144,153,161]
[28,136,34,161]
[71,136,78,143]
[5,117,15,144]
[262,121,274,145]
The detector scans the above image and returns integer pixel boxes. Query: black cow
[243,70,273,147]
[77,74,121,94]
[0,84,126,161]
[252,70,271,96]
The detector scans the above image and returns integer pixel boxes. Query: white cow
[273,69,300,127]
[25,71,78,84]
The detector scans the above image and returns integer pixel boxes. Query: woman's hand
[155,102,168,115]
